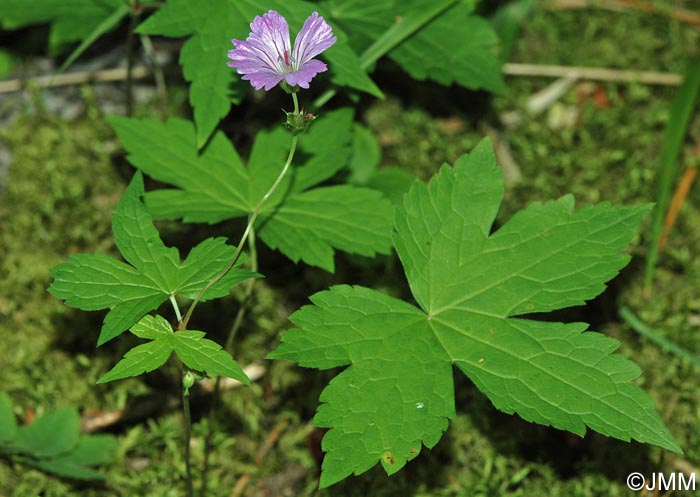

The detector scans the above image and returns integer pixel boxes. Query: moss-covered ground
[1,3,699,496]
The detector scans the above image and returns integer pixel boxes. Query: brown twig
[659,166,697,250]
[659,137,700,250]
[544,0,700,26]
[0,66,154,93]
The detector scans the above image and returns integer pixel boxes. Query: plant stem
[139,33,169,120]
[179,93,300,331]
[182,387,195,497]
[170,295,182,322]
[125,5,140,116]
[199,228,257,497]
[170,296,195,497]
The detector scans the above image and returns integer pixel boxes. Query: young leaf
[108,111,395,272]
[137,0,380,146]
[98,315,250,384]
[172,331,249,380]
[270,139,679,487]
[96,340,173,383]
[49,172,257,345]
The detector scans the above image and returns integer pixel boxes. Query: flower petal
[241,72,285,92]
[292,12,336,67]
[227,10,292,90]
[284,59,328,89]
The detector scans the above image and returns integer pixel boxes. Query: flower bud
[183,371,196,396]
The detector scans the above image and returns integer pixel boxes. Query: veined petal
[228,10,335,91]
[292,12,337,67]
[241,70,285,91]
[227,10,291,85]
[284,59,328,89]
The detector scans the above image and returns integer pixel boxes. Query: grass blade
[57,3,130,74]
[644,59,700,294]
[620,306,700,368]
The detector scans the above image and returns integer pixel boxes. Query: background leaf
[0,392,17,445]
[30,435,119,481]
[0,0,126,53]
[323,0,504,93]
[14,408,80,458]
[110,113,395,272]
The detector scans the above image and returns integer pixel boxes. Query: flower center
[279,50,295,72]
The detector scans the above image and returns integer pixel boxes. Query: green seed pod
[183,371,196,396]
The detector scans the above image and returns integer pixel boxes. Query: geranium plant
[45,6,680,496]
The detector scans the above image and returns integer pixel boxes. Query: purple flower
[227,10,336,91]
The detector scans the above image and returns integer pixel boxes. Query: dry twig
[0,65,153,93]
[503,63,682,86]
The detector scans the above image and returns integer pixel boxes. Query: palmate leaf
[322,0,505,92]
[49,172,258,345]
[97,315,249,384]
[270,139,680,487]
[136,0,381,146]
[108,111,394,272]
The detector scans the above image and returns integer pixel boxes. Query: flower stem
[179,99,299,331]
[170,297,195,497]
[199,229,257,497]
[170,295,182,322]
[182,386,195,497]
[124,3,140,116]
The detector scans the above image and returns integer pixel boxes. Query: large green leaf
[271,139,678,487]
[137,0,380,146]
[49,172,257,345]
[109,111,394,272]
